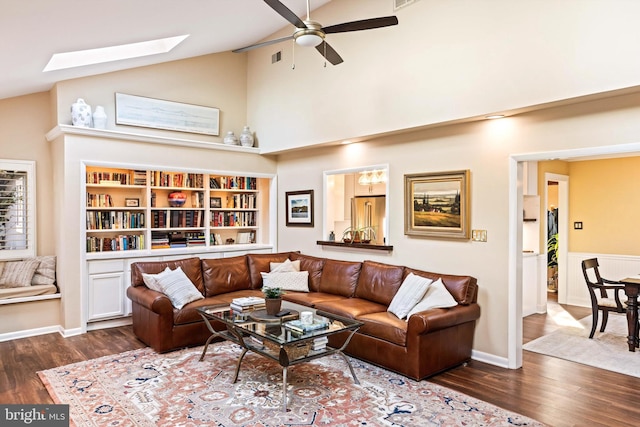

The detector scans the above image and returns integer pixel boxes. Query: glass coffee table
[197,301,363,411]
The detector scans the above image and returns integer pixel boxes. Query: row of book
[151,210,204,228]
[150,171,204,189]
[86,234,144,252]
[210,176,257,190]
[86,193,113,208]
[87,211,145,230]
[86,171,140,186]
[221,193,257,210]
[211,211,256,227]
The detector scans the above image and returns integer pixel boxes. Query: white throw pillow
[153,267,204,309]
[142,267,171,292]
[261,271,309,292]
[270,259,301,273]
[31,255,56,286]
[406,278,458,319]
[387,273,433,319]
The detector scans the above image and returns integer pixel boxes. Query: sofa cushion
[356,311,408,346]
[403,267,478,305]
[202,256,252,296]
[354,260,405,306]
[315,298,387,319]
[131,257,204,294]
[318,259,361,297]
[246,253,291,289]
[388,273,432,319]
[289,253,325,292]
[261,271,309,292]
[407,278,458,318]
[153,266,204,309]
[283,291,346,307]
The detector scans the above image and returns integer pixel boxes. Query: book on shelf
[284,319,330,333]
[312,336,329,351]
[231,296,265,307]
[202,305,231,315]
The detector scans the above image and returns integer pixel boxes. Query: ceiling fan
[232,0,399,65]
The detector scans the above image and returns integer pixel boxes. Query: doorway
[544,173,568,305]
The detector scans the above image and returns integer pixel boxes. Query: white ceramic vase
[71,98,92,127]
[92,106,107,129]
[239,126,255,147]
[223,131,239,145]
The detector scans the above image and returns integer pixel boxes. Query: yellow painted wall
[568,157,640,255]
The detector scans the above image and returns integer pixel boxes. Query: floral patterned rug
[39,342,544,427]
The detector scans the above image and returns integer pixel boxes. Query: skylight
[43,35,189,72]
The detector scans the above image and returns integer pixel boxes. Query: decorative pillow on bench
[0,256,57,289]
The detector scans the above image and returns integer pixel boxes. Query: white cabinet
[354,182,386,196]
[522,254,540,317]
[87,260,125,321]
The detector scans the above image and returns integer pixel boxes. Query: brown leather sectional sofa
[126,252,480,380]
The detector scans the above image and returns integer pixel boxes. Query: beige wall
[276,92,640,359]
[54,52,249,146]
[568,157,640,255]
[248,0,640,153]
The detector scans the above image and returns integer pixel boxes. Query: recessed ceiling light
[43,35,189,72]
[486,114,505,119]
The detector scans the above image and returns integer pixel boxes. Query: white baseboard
[60,326,84,337]
[86,317,132,331]
[0,325,62,342]
[471,349,509,369]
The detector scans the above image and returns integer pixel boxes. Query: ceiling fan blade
[322,16,399,34]
[264,0,307,28]
[315,41,344,65]
[232,35,294,53]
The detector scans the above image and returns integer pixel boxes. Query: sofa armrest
[407,303,480,335]
[126,285,174,314]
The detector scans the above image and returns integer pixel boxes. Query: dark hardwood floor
[1,300,638,426]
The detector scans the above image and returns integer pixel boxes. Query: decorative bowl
[168,192,187,207]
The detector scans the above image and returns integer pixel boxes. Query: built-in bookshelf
[85,166,271,255]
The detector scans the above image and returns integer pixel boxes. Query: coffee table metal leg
[232,348,249,383]
[199,334,218,361]
[282,366,288,412]
[336,351,360,385]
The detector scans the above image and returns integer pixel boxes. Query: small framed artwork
[404,170,470,239]
[210,197,222,209]
[125,198,140,207]
[237,231,252,244]
[285,190,314,227]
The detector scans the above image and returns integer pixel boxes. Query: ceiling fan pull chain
[291,39,296,70]
[324,42,327,68]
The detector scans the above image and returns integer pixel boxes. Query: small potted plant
[263,286,284,315]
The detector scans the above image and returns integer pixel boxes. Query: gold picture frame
[404,170,470,239]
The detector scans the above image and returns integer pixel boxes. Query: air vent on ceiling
[394,0,418,11]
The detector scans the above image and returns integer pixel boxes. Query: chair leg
[589,307,598,339]
[600,310,609,333]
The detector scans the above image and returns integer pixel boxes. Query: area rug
[39,341,544,427]
[524,313,640,377]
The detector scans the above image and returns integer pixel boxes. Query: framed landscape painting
[404,170,470,239]
[285,190,314,227]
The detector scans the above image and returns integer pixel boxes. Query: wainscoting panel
[567,252,640,307]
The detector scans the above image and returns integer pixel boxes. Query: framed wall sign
[125,198,140,207]
[115,93,220,136]
[404,170,470,239]
[286,190,314,227]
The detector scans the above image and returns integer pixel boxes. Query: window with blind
[0,160,36,259]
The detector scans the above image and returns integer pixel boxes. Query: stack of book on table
[284,319,329,334]
[312,336,329,351]
[230,296,265,312]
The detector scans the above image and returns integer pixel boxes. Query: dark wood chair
[581,258,625,339]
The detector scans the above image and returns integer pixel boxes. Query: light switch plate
[472,229,487,242]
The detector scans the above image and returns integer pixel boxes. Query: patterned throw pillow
[261,271,309,292]
[31,255,57,286]
[142,267,172,292]
[406,278,458,319]
[153,266,204,309]
[0,259,41,288]
[387,273,433,319]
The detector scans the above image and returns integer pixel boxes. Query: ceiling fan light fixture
[294,30,324,47]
